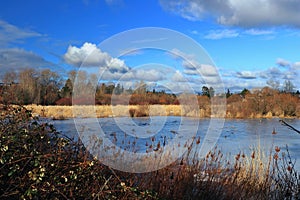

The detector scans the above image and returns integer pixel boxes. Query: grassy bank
[24,104,299,119]
[1,105,300,199]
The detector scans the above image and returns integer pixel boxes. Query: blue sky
[0,0,299,93]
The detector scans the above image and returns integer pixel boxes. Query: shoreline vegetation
[1,105,299,199]
[24,104,300,119]
[1,69,299,120]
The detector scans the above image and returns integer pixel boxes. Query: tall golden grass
[25,105,186,119]
[25,104,297,119]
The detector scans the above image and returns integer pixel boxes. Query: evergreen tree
[226,89,231,98]
[240,88,250,97]
[61,78,73,98]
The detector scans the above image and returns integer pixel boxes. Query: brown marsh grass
[25,103,299,120]
[25,104,184,119]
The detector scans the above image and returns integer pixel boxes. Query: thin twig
[279,120,300,134]
[94,175,112,200]
[109,167,122,183]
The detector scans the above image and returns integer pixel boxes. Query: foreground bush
[1,105,299,199]
[0,105,156,199]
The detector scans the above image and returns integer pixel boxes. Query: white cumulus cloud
[63,42,130,73]
[64,43,109,66]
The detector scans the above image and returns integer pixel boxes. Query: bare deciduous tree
[18,69,39,104]
[283,80,295,93]
[38,69,62,105]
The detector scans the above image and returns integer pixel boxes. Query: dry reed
[25,105,183,119]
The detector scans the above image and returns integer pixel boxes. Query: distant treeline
[226,87,300,118]
[0,68,215,105]
[0,68,299,118]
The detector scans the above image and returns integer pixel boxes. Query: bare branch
[279,120,300,134]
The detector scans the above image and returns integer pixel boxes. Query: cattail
[273,153,279,160]
[235,153,240,160]
[196,137,200,145]
[206,153,210,159]
[275,146,280,152]
[157,141,161,149]
[251,151,255,159]
[180,159,184,165]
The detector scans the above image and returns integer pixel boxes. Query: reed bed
[25,104,297,120]
[1,105,299,199]
[25,104,184,119]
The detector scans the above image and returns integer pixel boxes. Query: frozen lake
[51,116,300,171]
